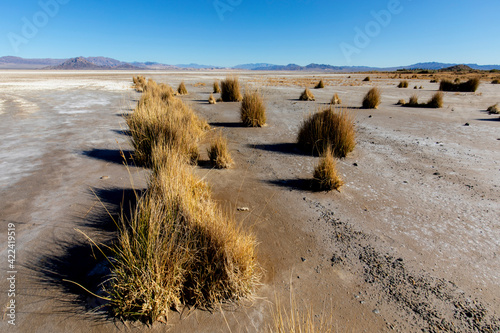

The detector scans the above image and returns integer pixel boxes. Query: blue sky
[1,0,499,67]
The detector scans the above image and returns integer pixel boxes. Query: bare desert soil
[0,71,499,332]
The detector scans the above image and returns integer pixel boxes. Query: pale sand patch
[13,96,39,114]
[0,99,4,114]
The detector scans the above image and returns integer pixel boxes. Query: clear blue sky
[1,0,499,67]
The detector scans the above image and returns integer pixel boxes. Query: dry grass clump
[268,293,335,333]
[299,88,315,101]
[330,93,341,105]
[208,93,217,104]
[362,87,381,109]
[127,85,207,165]
[396,99,406,105]
[312,149,344,191]
[492,79,500,84]
[177,81,188,95]
[240,90,267,127]
[213,81,221,93]
[398,80,409,88]
[133,75,147,92]
[430,79,439,83]
[220,77,243,102]
[109,148,259,322]
[363,76,370,82]
[207,132,233,168]
[487,103,499,114]
[439,77,480,92]
[401,92,443,108]
[315,80,325,89]
[297,107,356,157]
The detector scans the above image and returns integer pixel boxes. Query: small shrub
[427,92,443,108]
[330,93,341,105]
[363,76,370,82]
[312,149,344,191]
[487,103,499,114]
[414,85,418,89]
[208,132,233,168]
[220,77,243,102]
[240,90,266,127]
[208,93,216,104]
[430,79,438,83]
[297,108,356,157]
[315,80,325,89]
[408,94,419,106]
[439,78,480,92]
[177,81,188,95]
[213,81,221,93]
[492,79,500,84]
[396,99,406,105]
[398,80,408,88]
[362,87,381,109]
[299,88,315,101]
[419,86,423,89]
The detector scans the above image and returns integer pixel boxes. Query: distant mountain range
[1,56,499,71]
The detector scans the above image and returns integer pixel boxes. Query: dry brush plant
[330,93,341,105]
[208,93,217,104]
[439,77,480,92]
[213,81,221,93]
[299,88,315,101]
[312,148,344,191]
[220,77,243,102]
[398,80,409,88]
[297,107,356,158]
[487,103,499,114]
[108,147,260,322]
[132,75,147,92]
[315,80,325,89]
[207,132,233,168]
[401,92,443,108]
[362,87,381,109]
[240,90,266,127]
[177,81,188,95]
[126,84,208,165]
[492,79,500,84]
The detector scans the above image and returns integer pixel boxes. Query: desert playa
[0,70,499,332]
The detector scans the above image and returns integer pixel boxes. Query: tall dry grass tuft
[126,85,207,165]
[220,77,243,102]
[362,87,381,109]
[312,149,344,191]
[315,80,325,89]
[177,81,188,95]
[330,93,341,105]
[297,107,356,158]
[299,88,315,101]
[133,75,147,92]
[208,93,217,104]
[213,81,221,93]
[398,80,409,88]
[240,90,267,127]
[439,77,480,92]
[109,147,259,322]
[207,132,233,168]
[426,92,443,108]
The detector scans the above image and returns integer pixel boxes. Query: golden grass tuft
[207,132,233,168]
[398,80,409,88]
[132,75,147,92]
[297,107,356,157]
[362,87,381,109]
[299,88,315,101]
[109,147,259,322]
[240,90,267,127]
[126,84,207,166]
[396,99,406,105]
[439,77,480,92]
[315,80,325,89]
[330,93,342,105]
[220,77,243,102]
[312,148,344,191]
[213,81,221,93]
[487,103,499,114]
[177,81,188,95]
[401,92,443,108]
[208,93,217,104]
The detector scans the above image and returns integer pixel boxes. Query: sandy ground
[0,71,499,332]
